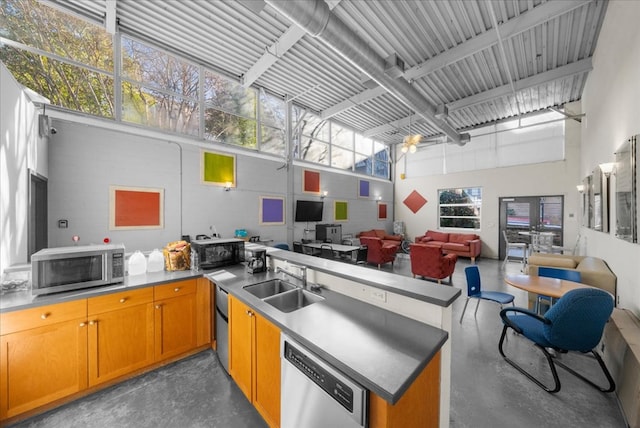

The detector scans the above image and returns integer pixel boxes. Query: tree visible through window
[439,188,482,229]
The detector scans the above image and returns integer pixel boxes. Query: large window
[1,0,390,180]
[438,187,482,229]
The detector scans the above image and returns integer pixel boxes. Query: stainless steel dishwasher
[215,284,229,373]
[281,333,367,428]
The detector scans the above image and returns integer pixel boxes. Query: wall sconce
[576,184,585,193]
[224,181,232,192]
[320,190,328,199]
[376,195,382,201]
[599,162,615,177]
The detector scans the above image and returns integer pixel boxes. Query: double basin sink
[243,279,324,313]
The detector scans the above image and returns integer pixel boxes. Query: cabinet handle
[155,304,162,309]
[79,322,86,327]
[174,287,180,292]
[119,298,127,303]
[40,313,49,320]
[89,320,97,326]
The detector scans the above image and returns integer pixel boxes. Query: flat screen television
[295,200,323,222]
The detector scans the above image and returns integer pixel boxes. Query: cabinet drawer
[88,287,154,315]
[154,279,197,301]
[0,300,87,335]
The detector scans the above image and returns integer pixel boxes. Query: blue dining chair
[459,266,515,323]
[499,287,615,393]
[536,267,582,314]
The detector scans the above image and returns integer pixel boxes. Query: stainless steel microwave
[31,244,125,295]
[191,238,245,270]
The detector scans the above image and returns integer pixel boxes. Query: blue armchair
[498,288,615,393]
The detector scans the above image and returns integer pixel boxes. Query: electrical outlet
[370,290,387,302]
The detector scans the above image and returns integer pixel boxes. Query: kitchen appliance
[281,334,366,428]
[246,248,266,274]
[191,238,244,270]
[215,284,229,373]
[31,243,125,296]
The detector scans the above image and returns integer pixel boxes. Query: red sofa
[409,244,458,284]
[357,229,402,247]
[359,236,399,269]
[414,230,481,263]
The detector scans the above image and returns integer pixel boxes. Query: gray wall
[48,119,394,253]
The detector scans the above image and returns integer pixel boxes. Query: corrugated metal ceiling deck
[48,0,607,146]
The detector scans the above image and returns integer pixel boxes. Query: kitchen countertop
[209,252,453,404]
[1,250,456,405]
[0,270,202,312]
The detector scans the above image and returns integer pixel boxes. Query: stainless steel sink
[263,288,324,313]
[243,279,297,299]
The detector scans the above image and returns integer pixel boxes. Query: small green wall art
[202,150,236,188]
[334,200,348,222]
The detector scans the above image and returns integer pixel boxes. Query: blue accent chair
[499,288,615,393]
[536,267,582,314]
[459,266,515,323]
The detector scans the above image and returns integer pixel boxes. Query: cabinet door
[154,280,198,361]
[87,290,154,386]
[228,295,253,401]
[0,318,88,419]
[196,277,212,347]
[253,313,281,428]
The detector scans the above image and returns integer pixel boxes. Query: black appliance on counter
[191,238,244,270]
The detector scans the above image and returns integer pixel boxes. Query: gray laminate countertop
[208,253,452,404]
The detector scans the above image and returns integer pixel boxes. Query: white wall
[394,104,581,260]
[46,116,393,253]
[581,0,640,315]
[0,62,47,274]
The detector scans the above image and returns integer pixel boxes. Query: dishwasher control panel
[284,341,354,412]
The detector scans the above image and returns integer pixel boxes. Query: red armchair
[409,243,458,284]
[359,237,399,269]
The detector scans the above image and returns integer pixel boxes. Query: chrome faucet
[276,265,307,289]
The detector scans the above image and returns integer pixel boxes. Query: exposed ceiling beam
[320,85,386,119]
[320,0,589,119]
[364,58,592,137]
[265,0,466,145]
[105,0,117,34]
[241,0,340,88]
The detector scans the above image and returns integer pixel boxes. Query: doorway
[29,172,48,259]
[498,196,565,260]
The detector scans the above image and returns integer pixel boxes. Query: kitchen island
[1,248,459,427]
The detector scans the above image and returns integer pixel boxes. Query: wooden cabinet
[0,300,88,419]
[87,288,154,386]
[369,350,441,428]
[228,295,281,428]
[154,279,198,361]
[195,277,212,347]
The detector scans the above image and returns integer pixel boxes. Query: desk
[504,274,594,299]
[303,242,361,258]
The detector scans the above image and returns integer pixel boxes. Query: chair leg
[498,325,561,393]
[459,297,471,323]
[553,350,616,393]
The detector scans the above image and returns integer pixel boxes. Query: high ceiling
[47,0,608,146]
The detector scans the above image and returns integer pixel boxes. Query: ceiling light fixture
[401,114,422,154]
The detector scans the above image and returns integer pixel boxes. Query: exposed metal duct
[264,0,468,146]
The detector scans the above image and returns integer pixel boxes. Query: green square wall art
[202,151,236,187]
[334,200,348,222]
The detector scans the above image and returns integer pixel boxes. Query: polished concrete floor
[9,257,626,428]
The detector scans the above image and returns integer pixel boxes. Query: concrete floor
[8,257,626,428]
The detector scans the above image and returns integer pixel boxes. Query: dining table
[302,242,361,259]
[504,273,596,312]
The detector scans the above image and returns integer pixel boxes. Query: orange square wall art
[303,169,320,194]
[110,186,164,229]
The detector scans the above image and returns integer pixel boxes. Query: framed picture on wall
[109,185,164,230]
[303,169,320,194]
[202,150,236,188]
[377,202,387,220]
[259,196,285,225]
[358,179,370,198]
[334,200,348,222]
